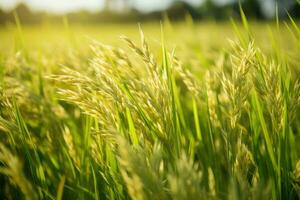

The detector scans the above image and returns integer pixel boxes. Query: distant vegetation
[0,0,299,24]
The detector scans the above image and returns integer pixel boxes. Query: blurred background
[0,0,299,62]
[0,0,299,24]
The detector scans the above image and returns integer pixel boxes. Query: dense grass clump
[0,18,300,199]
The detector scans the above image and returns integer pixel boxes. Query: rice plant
[0,16,299,200]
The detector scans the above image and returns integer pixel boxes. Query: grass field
[0,17,300,200]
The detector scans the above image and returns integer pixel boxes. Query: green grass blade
[252,91,278,174]
[56,175,66,200]
[126,107,139,145]
[192,97,202,141]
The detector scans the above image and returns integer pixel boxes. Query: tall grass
[0,14,300,200]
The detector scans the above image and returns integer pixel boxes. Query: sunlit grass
[0,16,300,199]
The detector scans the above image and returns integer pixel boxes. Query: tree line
[0,0,299,24]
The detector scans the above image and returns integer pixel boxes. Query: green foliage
[0,18,300,199]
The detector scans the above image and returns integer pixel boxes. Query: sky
[0,0,231,13]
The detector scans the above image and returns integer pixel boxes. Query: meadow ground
[0,20,300,199]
